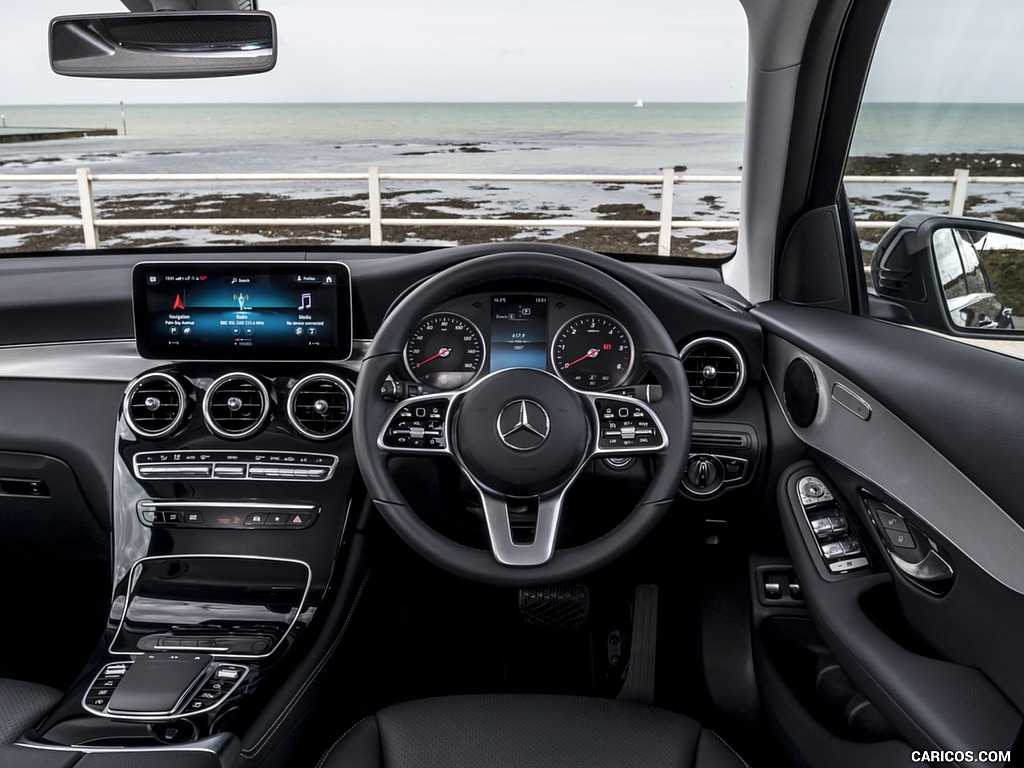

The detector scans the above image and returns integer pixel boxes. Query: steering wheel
[353,250,691,586]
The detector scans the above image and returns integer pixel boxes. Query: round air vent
[123,372,188,439]
[202,373,271,440]
[287,373,354,441]
[679,337,747,408]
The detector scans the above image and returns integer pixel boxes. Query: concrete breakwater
[0,128,118,144]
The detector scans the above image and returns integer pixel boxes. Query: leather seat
[317,694,749,768]
[0,678,61,744]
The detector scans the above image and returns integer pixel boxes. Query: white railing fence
[0,166,1019,255]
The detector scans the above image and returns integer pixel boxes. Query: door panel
[752,301,1024,762]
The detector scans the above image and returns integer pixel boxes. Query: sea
[1,102,1023,249]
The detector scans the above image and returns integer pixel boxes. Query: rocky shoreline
[3,151,1024,257]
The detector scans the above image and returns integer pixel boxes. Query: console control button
[134,451,337,482]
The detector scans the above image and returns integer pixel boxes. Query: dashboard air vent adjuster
[124,372,188,439]
[287,374,354,441]
[203,373,271,440]
[679,337,747,408]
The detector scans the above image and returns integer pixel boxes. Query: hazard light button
[286,513,312,527]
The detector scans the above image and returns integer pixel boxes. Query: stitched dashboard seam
[241,569,372,760]
[314,715,371,768]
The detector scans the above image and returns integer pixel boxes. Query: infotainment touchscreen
[133,262,352,360]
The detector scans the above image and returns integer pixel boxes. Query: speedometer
[404,312,486,391]
[551,313,634,391]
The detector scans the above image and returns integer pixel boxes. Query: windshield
[0,2,748,261]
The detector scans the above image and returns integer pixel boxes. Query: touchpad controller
[107,653,212,716]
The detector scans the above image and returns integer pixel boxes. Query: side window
[849,0,1024,342]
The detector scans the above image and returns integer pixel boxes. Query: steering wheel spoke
[476,486,569,567]
[584,392,669,457]
[377,392,457,455]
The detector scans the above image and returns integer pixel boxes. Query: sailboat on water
[634,97,644,108]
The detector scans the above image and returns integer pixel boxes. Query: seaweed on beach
[847,152,1024,177]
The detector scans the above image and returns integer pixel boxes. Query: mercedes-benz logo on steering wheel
[497,399,551,451]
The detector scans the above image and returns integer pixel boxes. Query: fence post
[657,167,674,256]
[368,166,383,246]
[949,168,970,216]
[76,167,100,249]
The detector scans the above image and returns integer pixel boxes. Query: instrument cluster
[400,293,637,392]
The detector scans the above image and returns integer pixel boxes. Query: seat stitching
[314,715,371,768]
[705,729,751,768]
[241,569,372,759]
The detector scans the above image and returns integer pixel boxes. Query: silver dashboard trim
[0,339,370,381]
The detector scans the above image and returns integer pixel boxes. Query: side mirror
[871,215,1024,337]
[50,11,276,79]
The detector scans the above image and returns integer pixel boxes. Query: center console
[17,262,361,764]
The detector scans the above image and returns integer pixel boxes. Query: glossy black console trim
[110,554,313,660]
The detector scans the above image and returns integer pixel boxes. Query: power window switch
[810,517,833,537]
[828,516,848,535]
[821,542,846,559]
[841,539,862,557]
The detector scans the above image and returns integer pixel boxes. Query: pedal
[517,585,590,629]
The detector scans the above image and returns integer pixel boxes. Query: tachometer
[551,313,634,391]
[404,312,486,390]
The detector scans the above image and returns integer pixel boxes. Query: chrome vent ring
[124,372,188,439]
[202,372,271,440]
[286,373,353,441]
[679,337,747,408]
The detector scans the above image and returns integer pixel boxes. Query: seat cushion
[0,678,62,744]
[317,694,748,768]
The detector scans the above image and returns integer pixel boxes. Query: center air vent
[202,373,271,440]
[124,372,189,439]
[680,337,747,408]
[287,374,354,441]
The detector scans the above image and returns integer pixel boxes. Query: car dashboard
[0,243,766,755]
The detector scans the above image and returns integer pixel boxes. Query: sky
[2,0,750,104]
[3,1,1024,105]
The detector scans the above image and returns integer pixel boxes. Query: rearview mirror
[871,215,1024,337]
[50,11,277,79]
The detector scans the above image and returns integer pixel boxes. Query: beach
[1,103,1023,257]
